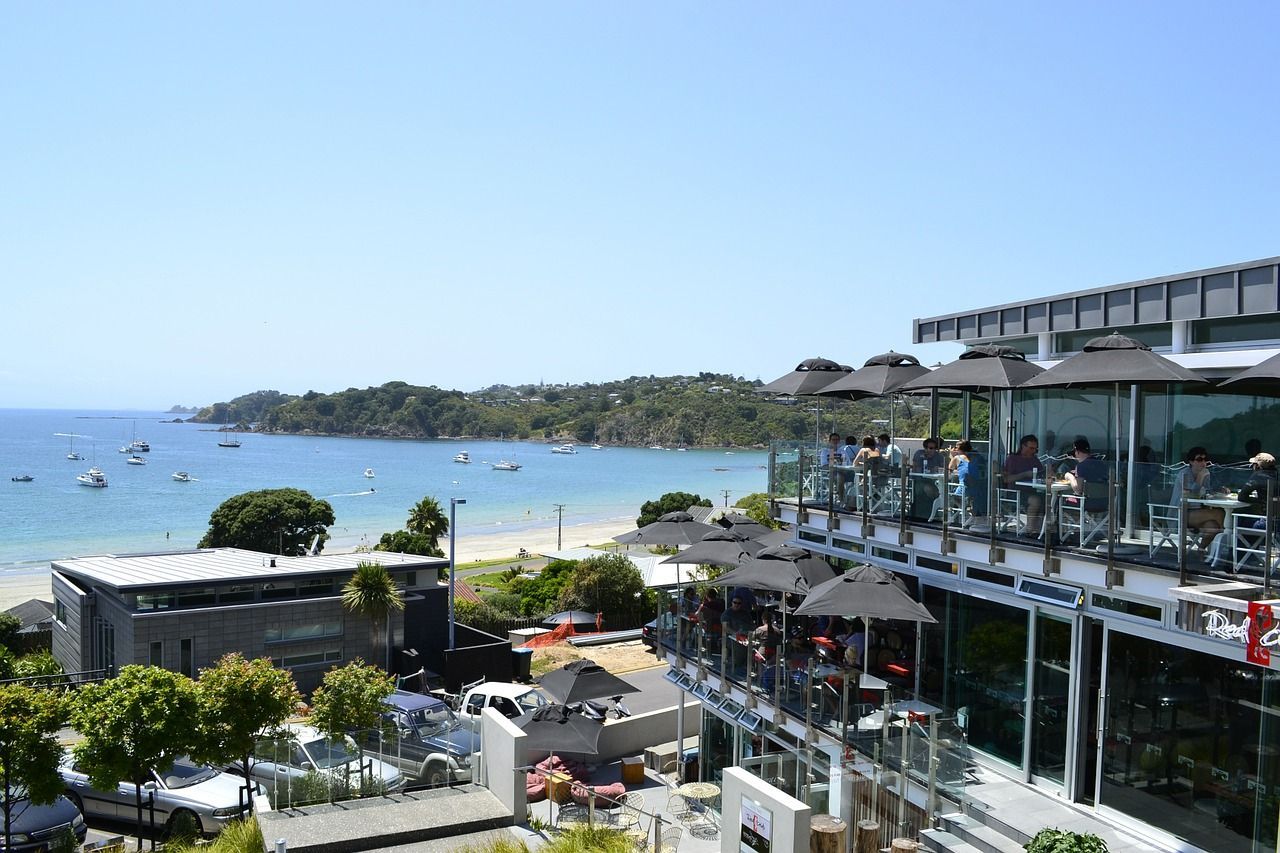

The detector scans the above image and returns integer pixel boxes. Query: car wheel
[166,808,203,838]
[424,763,449,787]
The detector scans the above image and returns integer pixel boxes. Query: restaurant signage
[740,798,772,853]
[1202,604,1280,665]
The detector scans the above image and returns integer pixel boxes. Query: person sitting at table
[723,594,754,635]
[1172,446,1225,550]
[1062,439,1109,505]
[1238,451,1279,528]
[818,432,841,467]
[840,435,858,466]
[878,433,903,470]
[910,437,944,519]
[1003,434,1046,535]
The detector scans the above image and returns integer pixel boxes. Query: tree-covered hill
[191,374,934,448]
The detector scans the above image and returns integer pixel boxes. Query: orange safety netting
[524,620,575,648]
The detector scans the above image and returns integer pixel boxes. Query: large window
[1192,314,1280,346]
[1101,630,1280,852]
[921,588,1029,768]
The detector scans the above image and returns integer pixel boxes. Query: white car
[458,681,548,730]
[59,752,257,836]
[242,723,404,808]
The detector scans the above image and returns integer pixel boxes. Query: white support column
[1037,332,1052,362]
[1171,320,1188,354]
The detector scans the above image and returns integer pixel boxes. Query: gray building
[51,548,447,693]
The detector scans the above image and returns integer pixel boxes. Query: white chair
[1148,502,1183,557]
[1058,479,1110,548]
[1214,512,1280,575]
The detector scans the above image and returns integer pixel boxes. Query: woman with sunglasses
[1172,446,1225,550]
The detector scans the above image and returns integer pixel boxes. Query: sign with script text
[740,798,773,853]
[1202,604,1280,666]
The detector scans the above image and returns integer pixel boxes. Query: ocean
[0,409,770,573]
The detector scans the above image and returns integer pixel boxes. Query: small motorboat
[11,475,33,482]
[550,444,577,455]
[453,451,471,464]
[590,444,603,450]
[118,446,129,453]
[129,439,151,453]
[172,471,192,482]
[492,460,522,471]
[364,468,376,478]
[77,467,108,488]
[126,455,147,465]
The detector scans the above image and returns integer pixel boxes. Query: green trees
[194,654,301,803]
[734,493,777,529]
[199,488,335,555]
[309,661,395,743]
[557,554,649,615]
[635,492,713,528]
[375,495,449,560]
[341,561,405,671]
[71,666,201,848]
[0,685,67,852]
[374,530,443,558]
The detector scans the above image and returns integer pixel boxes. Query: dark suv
[358,690,480,787]
[1,790,87,851]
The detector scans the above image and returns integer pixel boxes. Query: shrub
[1025,828,1109,853]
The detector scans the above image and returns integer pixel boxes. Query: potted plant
[1026,828,1109,853]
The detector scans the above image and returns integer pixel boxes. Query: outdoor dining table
[677,781,720,828]
[1016,479,1072,538]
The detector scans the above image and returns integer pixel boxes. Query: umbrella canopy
[538,659,639,704]
[612,511,719,546]
[818,351,932,399]
[794,567,937,623]
[1220,350,1280,391]
[756,357,852,396]
[514,703,604,755]
[542,610,598,626]
[1018,333,1205,389]
[900,344,1045,393]
[714,545,837,594]
[717,512,774,540]
[754,527,794,549]
[660,527,764,567]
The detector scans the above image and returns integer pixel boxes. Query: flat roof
[914,256,1280,345]
[52,547,445,592]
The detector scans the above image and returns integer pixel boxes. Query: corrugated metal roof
[52,548,446,591]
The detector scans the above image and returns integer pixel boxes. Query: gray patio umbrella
[1018,333,1206,566]
[756,357,852,396]
[1218,350,1280,391]
[717,512,774,540]
[542,610,598,626]
[514,703,604,755]
[538,659,639,704]
[612,511,719,546]
[818,351,931,399]
[713,544,837,594]
[660,527,764,568]
[793,566,937,623]
[754,527,794,548]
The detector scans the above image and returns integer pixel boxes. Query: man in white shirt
[818,432,841,467]
[877,433,903,469]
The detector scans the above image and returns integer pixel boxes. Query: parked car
[242,723,404,808]
[358,690,480,786]
[58,752,257,836]
[457,681,547,730]
[641,617,657,650]
[0,789,86,852]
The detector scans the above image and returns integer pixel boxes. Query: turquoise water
[0,409,769,572]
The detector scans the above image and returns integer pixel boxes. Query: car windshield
[154,757,219,789]
[300,737,359,769]
[405,704,457,737]
[515,690,547,714]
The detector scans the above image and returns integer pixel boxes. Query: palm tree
[341,561,405,672]
[406,496,449,551]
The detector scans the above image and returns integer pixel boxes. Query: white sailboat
[218,414,241,447]
[63,433,84,461]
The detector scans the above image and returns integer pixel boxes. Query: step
[942,813,1027,853]
[919,828,984,853]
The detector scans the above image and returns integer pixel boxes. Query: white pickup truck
[453,679,548,729]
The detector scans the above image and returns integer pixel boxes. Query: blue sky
[4,3,1279,409]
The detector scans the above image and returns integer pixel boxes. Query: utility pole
[720,489,731,508]
[553,504,565,550]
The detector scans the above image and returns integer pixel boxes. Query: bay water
[0,409,770,573]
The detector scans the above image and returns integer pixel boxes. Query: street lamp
[449,497,466,650]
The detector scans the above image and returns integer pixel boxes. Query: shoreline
[0,517,639,612]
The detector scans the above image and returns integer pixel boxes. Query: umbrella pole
[988,388,1001,563]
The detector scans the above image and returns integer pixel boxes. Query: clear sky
[4,2,1279,409]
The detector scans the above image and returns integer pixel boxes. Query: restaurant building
[659,256,1280,853]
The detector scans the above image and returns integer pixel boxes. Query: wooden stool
[622,755,646,784]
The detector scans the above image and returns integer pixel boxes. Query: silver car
[243,723,404,808]
[59,752,257,836]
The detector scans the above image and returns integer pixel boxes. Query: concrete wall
[480,707,527,819]
[720,766,811,853]
[585,701,700,764]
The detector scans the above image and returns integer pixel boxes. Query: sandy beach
[0,517,638,612]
